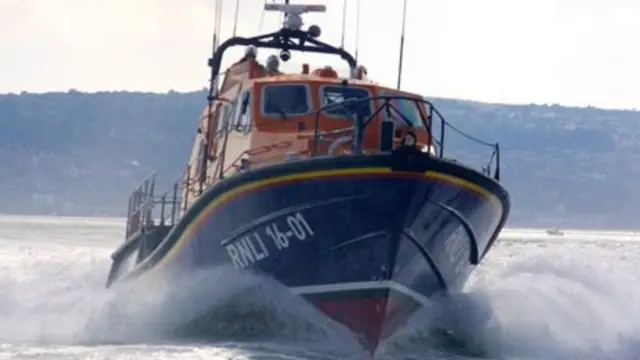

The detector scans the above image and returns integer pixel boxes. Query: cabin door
[223,90,252,174]
[207,103,224,161]
[207,100,236,181]
[205,102,227,181]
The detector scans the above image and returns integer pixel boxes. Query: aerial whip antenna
[208,0,223,100]
[212,0,224,89]
[354,0,361,63]
[210,0,219,54]
[204,0,226,171]
[258,0,267,32]
[396,0,408,89]
[232,0,241,36]
[216,0,223,48]
[202,0,225,190]
[340,0,347,48]
[211,0,223,52]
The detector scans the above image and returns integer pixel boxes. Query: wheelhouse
[248,77,434,158]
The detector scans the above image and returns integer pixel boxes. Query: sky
[1,0,639,110]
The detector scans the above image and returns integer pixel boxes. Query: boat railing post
[159,193,166,225]
[171,182,179,225]
[353,108,365,155]
[313,111,321,157]
[427,105,434,149]
[495,143,501,181]
[125,192,133,238]
[439,118,445,158]
[183,165,191,213]
[198,142,208,195]
[147,174,156,227]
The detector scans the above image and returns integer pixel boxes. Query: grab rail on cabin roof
[312,95,501,181]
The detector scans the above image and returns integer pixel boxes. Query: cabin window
[320,86,372,119]
[262,84,310,117]
[383,94,426,128]
[214,99,239,138]
[235,90,252,132]
[226,99,239,130]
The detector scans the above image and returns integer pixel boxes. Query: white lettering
[225,243,245,268]
[286,213,314,240]
[253,233,269,257]
[224,211,316,267]
[266,223,290,249]
[295,212,315,236]
[247,234,268,260]
[236,237,256,265]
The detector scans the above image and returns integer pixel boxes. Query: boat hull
[110,151,510,352]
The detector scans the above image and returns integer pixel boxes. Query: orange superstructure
[182,50,436,208]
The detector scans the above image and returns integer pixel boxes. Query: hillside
[1,90,639,229]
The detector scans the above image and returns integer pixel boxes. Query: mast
[340,0,347,48]
[232,0,241,36]
[355,0,361,62]
[396,0,408,89]
[202,0,224,191]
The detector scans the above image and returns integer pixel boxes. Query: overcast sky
[1,0,638,109]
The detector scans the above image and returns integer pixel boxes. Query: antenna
[232,0,241,36]
[340,0,347,48]
[355,0,361,63]
[396,0,408,89]
[258,0,268,32]
[202,0,225,193]
[210,0,223,92]
[264,2,327,30]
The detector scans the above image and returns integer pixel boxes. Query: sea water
[0,215,638,359]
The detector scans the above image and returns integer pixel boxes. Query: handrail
[123,167,190,242]
[311,95,501,181]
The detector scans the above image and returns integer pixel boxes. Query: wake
[0,221,639,359]
[380,246,640,359]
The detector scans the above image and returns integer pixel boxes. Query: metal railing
[311,95,501,181]
[124,169,187,242]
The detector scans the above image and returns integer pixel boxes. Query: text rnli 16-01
[224,211,315,269]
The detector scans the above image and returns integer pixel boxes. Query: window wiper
[267,101,288,120]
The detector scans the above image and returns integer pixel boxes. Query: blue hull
[107,152,510,352]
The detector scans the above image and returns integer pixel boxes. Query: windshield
[380,91,426,128]
[262,84,310,117]
[386,98,426,128]
[320,86,373,119]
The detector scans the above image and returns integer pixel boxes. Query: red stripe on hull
[309,294,421,354]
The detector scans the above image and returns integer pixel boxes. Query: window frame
[378,89,427,129]
[234,89,253,133]
[215,99,239,138]
[259,83,313,119]
[318,84,375,120]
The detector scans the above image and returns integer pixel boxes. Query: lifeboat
[105,1,511,355]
